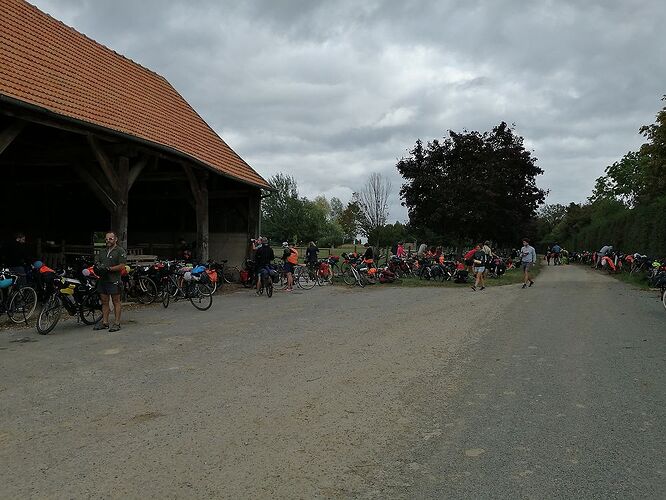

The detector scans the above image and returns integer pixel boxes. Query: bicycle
[209,259,239,285]
[0,269,38,324]
[36,273,102,334]
[120,265,158,304]
[160,266,213,311]
[256,268,276,298]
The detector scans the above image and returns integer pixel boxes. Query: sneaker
[255,290,261,296]
[529,280,534,287]
[471,285,477,291]
[93,323,109,331]
[521,283,527,289]
[480,286,485,291]
[108,324,121,333]
[285,288,293,292]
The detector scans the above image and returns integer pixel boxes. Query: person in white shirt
[520,238,537,289]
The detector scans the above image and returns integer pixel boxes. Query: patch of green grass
[607,270,652,290]
[334,262,541,288]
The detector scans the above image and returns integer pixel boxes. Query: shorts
[284,262,295,274]
[98,281,120,296]
[473,266,485,274]
[521,262,533,271]
[258,266,271,278]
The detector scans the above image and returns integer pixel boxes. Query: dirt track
[1,266,663,498]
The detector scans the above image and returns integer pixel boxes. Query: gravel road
[0,265,663,498]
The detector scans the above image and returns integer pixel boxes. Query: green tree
[397,122,546,245]
[329,197,344,220]
[261,173,302,243]
[638,95,666,201]
[337,201,361,243]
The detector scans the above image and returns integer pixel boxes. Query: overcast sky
[34,0,666,221]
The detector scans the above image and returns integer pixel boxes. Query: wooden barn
[0,0,270,266]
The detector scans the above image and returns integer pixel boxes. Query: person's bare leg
[111,294,121,324]
[101,294,110,325]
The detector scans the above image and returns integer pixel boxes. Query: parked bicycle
[0,269,38,324]
[36,271,102,334]
[160,264,213,311]
[121,265,158,304]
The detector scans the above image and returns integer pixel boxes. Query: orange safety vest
[287,248,299,265]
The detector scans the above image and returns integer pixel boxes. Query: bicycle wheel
[135,276,158,304]
[8,286,38,323]
[36,295,62,334]
[223,266,240,284]
[297,267,317,290]
[189,283,213,311]
[162,279,170,308]
[352,267,365,288]
[342,268,355,286]
[662,287,666,311]
[79,294,102,325]
[266,281,273,298]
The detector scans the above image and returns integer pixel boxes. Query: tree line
[536,96,666,256]
[261,173,411,248]
[262,121,548,250]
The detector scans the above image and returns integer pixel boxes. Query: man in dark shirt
[363,243,374,261]
[254,236,274,294]
[94,231,127,332]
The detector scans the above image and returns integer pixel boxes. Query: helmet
[282,242,289,248]
[261,236,268,244]
[183,272,193,281]
[33,260,44,270]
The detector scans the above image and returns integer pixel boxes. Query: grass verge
[334,261,541,288]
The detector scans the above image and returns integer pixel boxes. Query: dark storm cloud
[34,0,666,220]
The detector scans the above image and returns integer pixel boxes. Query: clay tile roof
[0,0,270,189]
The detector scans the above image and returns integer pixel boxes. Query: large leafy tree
[638,95,666,200]
[397,122,546,245]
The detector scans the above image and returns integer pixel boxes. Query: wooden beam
[0,120,26,155]
[112,156,130,250]
[128,155,151,190]
[71,164,117,212]
[183,164,209,261]
[87,135,119,188]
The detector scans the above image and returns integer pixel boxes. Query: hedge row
[566,197,666,257]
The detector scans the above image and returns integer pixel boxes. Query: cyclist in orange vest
[282,242,298,292]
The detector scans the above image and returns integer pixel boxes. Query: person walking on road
[520,238,536,289]
[94,231,127,332]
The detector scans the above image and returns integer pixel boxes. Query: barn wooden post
[112,156,130,250]
[183,165,209,262]
[85,135,149,251]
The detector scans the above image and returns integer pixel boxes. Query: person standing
[282,242,298,292]
[254,237,274,295]
[482,241,493,278]
[94,231,127,332]
[471,243,487,291]
[520,238,537,289]
[305,241,319,267]
[396,242,405,258]
[551,242,562,265]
